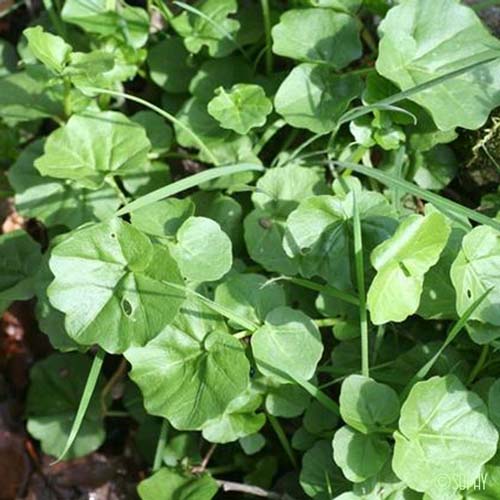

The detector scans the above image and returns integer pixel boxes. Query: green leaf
[303,399,339,434]
[275,64,363,133]
[0,230,41,305]
[131,111,173,155]
[413,145,458,191]
[393,375,498,498]
[488,379,500,429]
[189,56,253,101]
[308,0,362,13]
[8,140,120,229]
[138,468,218,500]
[24,26,72,74]
[131,199,195,239]
[451,225,500,326]
[285,188,396,288]
[271,8,361,68]
[251,307,323,383]
[339,374,400,434]
[0,68,63,125]
[214,273,286,327]
[333,426,390,483]
[34,255,81,352]
[264,382,311,418]
[300,440,349,499]
[148,37,197,94]
[172,0,240,58]
[367,211,451,325]
[62,0,149,48]
[48,218,185,353]
[26,353,106,459]
[201,390,265,443]
[171,216,232,282]
[376,0,500,130]
[126,299,250,430]
[35,111,152,189]
[207,84,272,134]
[239,433,266,455]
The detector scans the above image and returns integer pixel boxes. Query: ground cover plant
[2,0,500,498]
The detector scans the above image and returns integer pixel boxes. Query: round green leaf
[207,84,272,134]
[138,468,218,500]
[215,272,286,326]
[333,426,390,483]
[451,225,500,326]
[172,216,233,282]
[251,306,323,383]
[271,8,361,68]
[367,211,451,325]
[376,0,500,130]
[300,440,349,499]
[34,111,152,189]
[48,218,185,353]
[488,379,500,429]
[131,111,173,154]
[339,374,400,434]
[393,375,498,498]
[126,300,250,430]
[26,353,106,459]
[275,64,363,133]
[148,37,197,94]
[8,140,120,229]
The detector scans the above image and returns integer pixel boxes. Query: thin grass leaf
[338,55,500,126]
[352,190,369,377]
[153,419,169,471]
[85,87,220,165]
[116,163,263,216]
[53,348,106,463]
[401,288,492,399]
[275,276,360,306]
[267,414,297,469]
[162,280,260,332]
[335,161,500,232]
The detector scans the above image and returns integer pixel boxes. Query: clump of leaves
[2,0,500,499]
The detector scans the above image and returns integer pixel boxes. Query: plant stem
[314,318,341,328]
[87,87,220,165]
[153,419,169,471]
[267,414,297,469]
[216,480,296,499]
[100,356,128,415]
[372,325,385,365]
[468,345,490,385]
[352,191,369,378]
[260,0,273,75]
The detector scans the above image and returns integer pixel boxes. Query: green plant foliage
[252,307,323,383]
[271,8,361,68]
[35,111,151,189]
[126,300,250,430]
[138,468,218,500]
[26,353,106,459]
[367,211,451,324]
[339,375,400,434]
[376,0,500,130]
[451,225,500,326]
[393,375,498,498]
[47,218,185,353]
[207,84,272,134]
[4,0,500,496]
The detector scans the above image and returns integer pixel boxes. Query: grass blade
[116,163,263,216]
[279,276,360,306]
[338,55,500,125]
[85,87,220,165]
[53,348,106,463]
[267,414,297,469]
[352,190,369,377]
[335,161,500,232]
[402,288,492,399]
[153,419,169,471]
